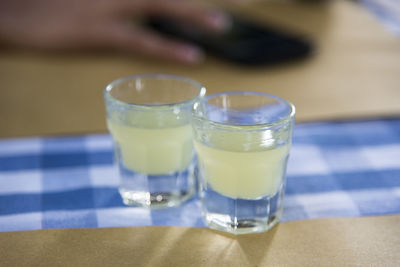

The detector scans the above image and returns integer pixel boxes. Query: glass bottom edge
[119,189,195,209]
[204,212,280,235]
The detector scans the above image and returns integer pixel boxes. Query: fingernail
[180,46,205,64]
[207,11,231,31]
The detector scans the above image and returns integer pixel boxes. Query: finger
[118,0,230,32]
[109,24,205,64]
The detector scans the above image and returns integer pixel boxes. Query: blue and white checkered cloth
[1,119,400,232]
[362,0,400,36]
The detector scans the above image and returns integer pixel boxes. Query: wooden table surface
[1,215,399,266]
[1,0,399,137]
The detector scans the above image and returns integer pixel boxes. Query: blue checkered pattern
[362,0,400,36]
[1,119,400,232]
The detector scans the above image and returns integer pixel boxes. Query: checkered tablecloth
[1,119,400,232]
[362,0,400,36]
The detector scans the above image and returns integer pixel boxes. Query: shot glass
[191,91,295,234]
[104,74,206,208]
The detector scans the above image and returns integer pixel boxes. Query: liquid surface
[108,119,193,175]
[195,141,289,199]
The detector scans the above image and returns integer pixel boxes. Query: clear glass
[104,74,206,209]
[191,91,295,234]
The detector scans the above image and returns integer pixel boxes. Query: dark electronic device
[146,15,314,65]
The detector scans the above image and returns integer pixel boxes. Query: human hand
[0,0,230,64]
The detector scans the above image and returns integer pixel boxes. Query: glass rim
[191,91,296,129]
[104,73,206,111]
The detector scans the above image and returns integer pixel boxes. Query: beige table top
[0,0,399,138]
[1,215,399,266]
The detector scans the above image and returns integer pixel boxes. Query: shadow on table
[159,225,280,266]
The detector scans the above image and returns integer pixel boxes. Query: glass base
[204,212,279,235]
[201,184,284,235]
[118,162,196,209]
[119,188,194,209]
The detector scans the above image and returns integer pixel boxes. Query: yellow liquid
[195,142,289,199]
[108,120,193,175]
